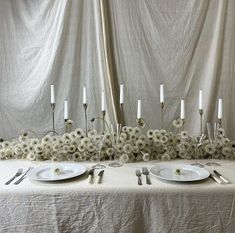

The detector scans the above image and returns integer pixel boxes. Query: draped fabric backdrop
[0,0,235,139]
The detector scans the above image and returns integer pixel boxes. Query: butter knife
[96,170,104,184]
[214,170,229,184]
[210,173,223,184]
[88,168,94,184]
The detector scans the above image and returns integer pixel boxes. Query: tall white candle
[218,98,222,119]
[199,89,203,110]
[50,85,55,104]
[160,84,164,103]
[64,100,68,120]
[180,99,185,119]
[101,90,105,111]
[137,100,142,119]
[120,84,124,104]
[83,86,87,104]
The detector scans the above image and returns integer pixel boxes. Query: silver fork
[142,167,151,185]
[14,167,34,185]
[136,169,142,185]
[5,169,23,185]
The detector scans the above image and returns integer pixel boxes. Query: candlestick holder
[102,110,106,134]
[120,103,124,128]
[182,119,185,131]
[161,102,164,129]
[199,109,203,136]
[51,103,55,135]
[218,118,222,128]
[137,118,144,128]
[64,119,68,133]
[83,104,88,136]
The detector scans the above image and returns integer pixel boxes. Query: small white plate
[150,163,210,182]
[29,163,87,181]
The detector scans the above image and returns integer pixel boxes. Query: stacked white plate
[150,163,210,182]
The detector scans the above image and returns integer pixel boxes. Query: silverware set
[5,167,34,185]
[136,167,151,185]
[210,170,229,184]
[88,169,104,184]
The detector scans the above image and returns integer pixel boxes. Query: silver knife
[88,168,94,184]
[214,170,229,184]
[96,170,104,184]
[210,173,223,184]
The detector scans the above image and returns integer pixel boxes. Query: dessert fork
[5,168,23,185]
[136,169,142,185]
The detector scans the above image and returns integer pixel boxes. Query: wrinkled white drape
[0,0,235,139]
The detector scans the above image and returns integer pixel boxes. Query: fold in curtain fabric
[0,0,234,139]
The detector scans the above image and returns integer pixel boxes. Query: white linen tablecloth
[0,159,235,233]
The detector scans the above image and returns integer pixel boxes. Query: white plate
[29,163,87,181]
[150,163,210,182]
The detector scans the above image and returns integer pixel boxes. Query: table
[1,159,235,233]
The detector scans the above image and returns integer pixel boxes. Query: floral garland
[0,119,234,162]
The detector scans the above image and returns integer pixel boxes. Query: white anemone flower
[229,141,235,151]
[120,153,129,163]
[81,137,91,145]
[74,128,84,138]
[135,139,145,149]
[205,144,216,154]
[173,118,183,128]
[123,144,133,154]
[132,145,139,154]
[222,138,230,145]
[159,129,167,136]
[133,127,141,136]
[143,153,150,161]
[117,145,123,153]
[72,152,80,161]
[87,143,95,153]
[30,139,39,146]
[120,133,127,140]
[42,135,52,144]
[106,148,114,156]
[161,153,170,161]
[78,144,85,152]
[217,128,225,136]
[122,126,128,133]
[160,135,168,144]
[27,152,36,161]
[35,145,43,154]
[147,130,154,138]
[180,131,189,139]
[127,127,133,134]
[68,145,76,153]
[222,147,231,156]
[116,137,125,145]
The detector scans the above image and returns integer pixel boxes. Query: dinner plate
[29,163,87,181]
[150,163,210,182]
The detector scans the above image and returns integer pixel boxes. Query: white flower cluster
[0,124,234,162]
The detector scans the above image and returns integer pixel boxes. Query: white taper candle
[50,85,55,104]
[120,84,124,104]
[137,100,142,119]
[64,100,68,120]
[101,90,105,111]
[199,89,203,110]
[180,99,185,120]
[218,98,222,119]
[160,84,164,103]
[83,86,87,104]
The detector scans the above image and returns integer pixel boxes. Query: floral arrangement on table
[0,118,234,163]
